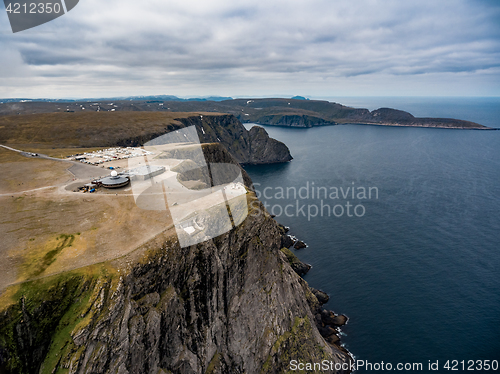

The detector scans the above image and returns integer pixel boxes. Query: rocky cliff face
[176,115,292,165]
[247,126,293,164]
[255,115,334,128]
[0,195,351,374]
[0,140,347,374]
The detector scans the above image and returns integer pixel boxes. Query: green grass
[280,247,301,268]
[205,352,222,374]
[21,234,76,279]
[260,316,330,374]
[0,264,116,374]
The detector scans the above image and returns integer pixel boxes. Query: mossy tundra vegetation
[0,111,351,373]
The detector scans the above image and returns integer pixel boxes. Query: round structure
[99,174,130,189]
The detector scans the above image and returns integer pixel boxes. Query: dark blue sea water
[243,97,500,373]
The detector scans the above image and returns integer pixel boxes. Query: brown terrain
[0,110,295,296]
[0,111,209,149]
[0,146,175,294]
[0,97,494,129]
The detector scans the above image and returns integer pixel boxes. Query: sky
[0,0,499,99]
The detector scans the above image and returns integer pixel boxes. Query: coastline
[251,121,496,130]
[278,223,352,360]
[0,132,351,372]
[340,122,498,130]
[242,115,500,371]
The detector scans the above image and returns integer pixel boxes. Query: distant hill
[0,97,493,129]
[0,95,233,103]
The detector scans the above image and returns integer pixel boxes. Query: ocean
[243,97,500,373]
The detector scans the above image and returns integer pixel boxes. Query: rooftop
[128,165,166,176]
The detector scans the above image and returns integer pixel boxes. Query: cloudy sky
[1,0,499,99]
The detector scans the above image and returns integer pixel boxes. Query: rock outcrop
[280,247,311,276]
[293,240,307,250]
[310,288,330,305]
[247,126,293,164]
[176,115,293,165]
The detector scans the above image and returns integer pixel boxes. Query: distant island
[0,96,495,130]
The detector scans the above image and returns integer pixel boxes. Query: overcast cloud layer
[0,0,499,98]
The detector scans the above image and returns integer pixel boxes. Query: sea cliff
[175,115,293,164]
[0,197,351,374]
[0,133,348,374]
[0,112,293,165]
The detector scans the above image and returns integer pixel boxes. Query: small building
[96,171,130,189]
[127,165,166,181]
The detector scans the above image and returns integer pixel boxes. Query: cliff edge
[0,197,350,374]
[0,142,348,374]
[175,115,293,165]
[0,112,293,165]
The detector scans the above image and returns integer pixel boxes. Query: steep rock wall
[0,198,351,374]
[255,114,334,128]
[175,115,292,165]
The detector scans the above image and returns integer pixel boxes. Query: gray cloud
[0,0,499,97]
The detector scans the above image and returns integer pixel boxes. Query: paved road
[0,144,23,153]
[1,144,109,180]
[1,143,74,161]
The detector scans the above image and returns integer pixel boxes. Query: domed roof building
[98,171,130,189]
